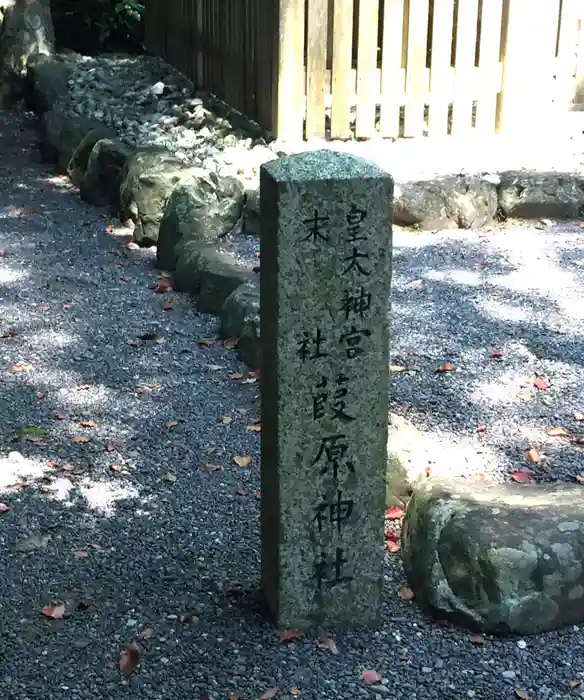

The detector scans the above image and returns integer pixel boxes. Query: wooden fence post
[497,0,560,134]
[273,0,306,141]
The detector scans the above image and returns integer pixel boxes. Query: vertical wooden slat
[330,0,354,138]
[576,15,584,105]
[380,0,406,138]
[474,0,504,133]
[556,0,580,107]
[428,0,455,136]
[355,0,380,137]
[306,0,329,138]
[274,0,306,140]
[403,0,429,136]
[451,0,479,135]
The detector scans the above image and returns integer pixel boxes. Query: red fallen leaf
[119,643,141,676]
[491,349,504,360]
[573,412,584,421]
[425,465,431,477]
[575,474,584,484]
[150,280,172,293]
[476,424,486,433]
[36,391,45,402]
[436,361,456,373]
[162,302,173,311]
[0,503,10,512]
[78,419,97,428]
[62,303,74,310]
[105,225,114,233]
[1,330,18,339]
[469,633,486,645]
[511,469,535,484]
[386,539,401,553]
[42,602,66,619]
[259,688,278,700]
[126,338,141,346]
[385,506,404,520]
[278,628,304,642]
[52,412,67,420]
[249,368,260,379]
[533,376,550,391]
[38,305,51,311]
[362,670,381,685]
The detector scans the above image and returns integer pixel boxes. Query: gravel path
[1,109,584,700]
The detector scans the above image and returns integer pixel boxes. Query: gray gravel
[1,109,584,700]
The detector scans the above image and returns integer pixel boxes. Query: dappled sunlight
[76,476,141,516]
[423,268,482,286]
[476,298,536,324]
[0,451,48,490]
[0,267,29,285]
[24,328,79,351]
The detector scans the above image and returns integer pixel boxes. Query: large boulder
[25,52,69,113]
[498,171,584,219]
[401,477,584,635]
[393,175,498,230]
[80,138,134,208]
[220,281,260,368]
[39,105,105,170]
[0,0,55,106]
[156,172,244,271]
[119,148,202,246]
[67,126,117,186]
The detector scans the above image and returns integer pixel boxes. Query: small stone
[516,640,527,649]
[502,670,516,680]
[421,667,432,674]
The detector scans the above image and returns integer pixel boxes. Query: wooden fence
[143,0,584,141]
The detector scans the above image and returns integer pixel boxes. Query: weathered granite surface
[498,171,584,219]
[260,150,393,629]
[220,281,261,369]
[401,477,584,635]
[156,172,244,271]
[79,138,134,208]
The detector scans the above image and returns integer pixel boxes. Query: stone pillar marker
[260,150,393,629]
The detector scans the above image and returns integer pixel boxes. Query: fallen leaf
[229,371,244,380]
[39,305,51,311]
[533,376,550,391]
[574,412,584,422]
[318,636,339,655]
[241,375,258,384]
[572,436,584,446]
[119,643,141,676]
[246,423,261,432]
[72,550,89,558]
[386,539,401,553]
[78,419,97,428]
[105,225,114,233]
[278,628,304,642]
[567,679,581,690]
[104,443,116,452]
[233,455,252,468]
[385,506,404,520]
[36,391,45,401]
[1,330,18,339]
[468,634,486,645]
[164,471,178,483]
[150,280,172,293]
[228,693,243,700]
[162,302,173,311]
[126,338,141,347]
[62,303,74,310]
[491,349,504,359]
[109,464,123,472]
[436,361,456,373]
[397,586,415,601]
[289,688,301,697]
[511,469,535,484]
[53,412,66,420]
[575,474,584,484]
[0,503,10,513]
[71,435,91,444]
[390,364,406,373]
[525,447,541,464]
[514,690,532,700]
[12,362,33,372]
[218,415,233,425]
[260,689,278,700]
[546,426,570,437]
[197,338,215,347]
[42,602,66,620]
[165,419,179,428]
[202,463,222,474]
[362,670,381,685]
[74,384,91,391]
[223,337,239,349]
